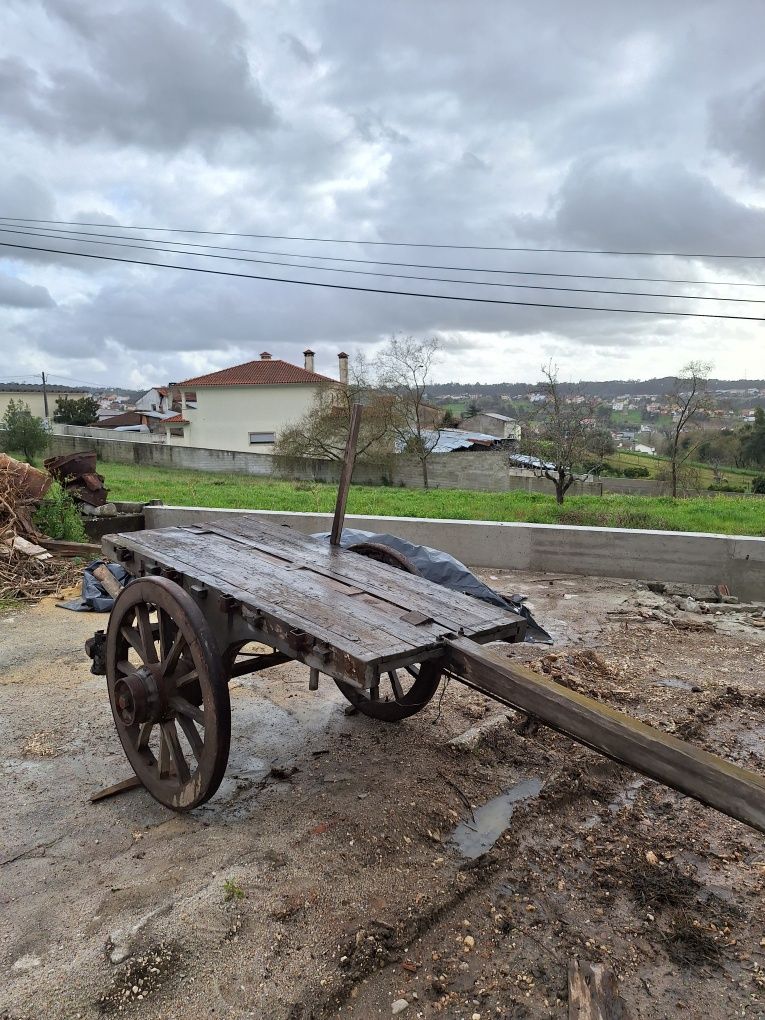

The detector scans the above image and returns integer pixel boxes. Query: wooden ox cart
[86,408,765,832]
[84,514,765,833]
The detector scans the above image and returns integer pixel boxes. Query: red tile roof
[163,414,189,424]
[178,358,335,388]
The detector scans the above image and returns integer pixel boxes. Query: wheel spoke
[388,670,404,701]
[161,628,187,677]
[136,605,158,663]
[120,625,144,660]
[117,659,135,677]
[157,608,177,661]
[176,713,204,763]
[158,727,173,778]
[170,695,205,726]
[138,721,154,751]
[161,721,191,784]
[174,668,199,689]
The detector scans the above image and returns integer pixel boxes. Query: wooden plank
[39,538,102,558]
[446,636,765,834]
[568,960,629,1020]
[199,518,519,639]
[330,402,362,546]
[156,528,452,652]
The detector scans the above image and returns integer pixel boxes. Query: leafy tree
[663,362,713,497]
[441,408,460,428]
[739,406,765,467]
[465,401,482,418]
[275,358,393,464]
[751,474,765,495]
[520,362,599,504]
[375,335,442,488]
[1,399,49,463]
[587,427,615,469]
[53,395,100,426]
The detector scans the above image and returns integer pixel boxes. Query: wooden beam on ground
[568,960,629,1020]
[38,539,102,558]
[446,636,765,834]
[330,402,363,547]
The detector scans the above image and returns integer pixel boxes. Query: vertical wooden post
[330,403,363,546]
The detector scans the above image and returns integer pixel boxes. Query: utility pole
[41,371,49,419]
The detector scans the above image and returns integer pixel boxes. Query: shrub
[708,483,746,493]
[623,466,650,478]
[33,483,88,542]
[752,475,765,495]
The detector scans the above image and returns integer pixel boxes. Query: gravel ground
[1,570,764,1019]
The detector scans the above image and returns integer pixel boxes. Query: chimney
[303,348,315,372]
[260,351,272,360]
[338,351,349,385]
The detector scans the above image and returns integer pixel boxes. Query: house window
[249,432,276,445]
[184,390,197,407]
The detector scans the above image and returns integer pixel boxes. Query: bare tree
[375,335,442,488]
[275,357,393,464]
[520,362,598,504]
[664,361,713,498]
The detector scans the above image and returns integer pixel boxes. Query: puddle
[654,677,695,691]
[451,778,543,859]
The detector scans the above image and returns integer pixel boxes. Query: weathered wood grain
[568,960,629,1020]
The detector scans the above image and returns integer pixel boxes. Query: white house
[135,387,171,413]
[165,351,344,454]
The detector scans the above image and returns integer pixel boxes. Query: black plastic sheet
[57,560,130,612]
[312,529,552,643]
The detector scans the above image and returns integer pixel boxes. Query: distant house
[458,411,520,441]
[0,383,88,421]
[135,387,170,413]
[165,351,343,454]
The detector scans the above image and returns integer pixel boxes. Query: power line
[3,225,764,305]
[1,215,764,260]
[2,222,762,288]
[2,237,765,322]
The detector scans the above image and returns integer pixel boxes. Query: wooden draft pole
[330,402,363,547]
[446,636,765,834]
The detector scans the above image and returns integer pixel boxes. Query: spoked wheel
[335,659,443,722]
[333,541,443,721]
[106,576,230,811]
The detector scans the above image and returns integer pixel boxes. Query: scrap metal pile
[44,450,108,509]
[0,453,79,602]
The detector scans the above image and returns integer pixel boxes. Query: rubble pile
[0,453,79,602]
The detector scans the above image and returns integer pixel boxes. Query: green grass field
[609,449,758,486]
[101,462,765,537]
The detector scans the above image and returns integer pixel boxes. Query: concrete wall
[52,424,162,444]
[46,433,602,495]
[168,384,320,454]
[142,505,765,602]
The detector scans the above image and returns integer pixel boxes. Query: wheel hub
[114,668,161,726]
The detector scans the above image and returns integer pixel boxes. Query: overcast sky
[1,0,764,389]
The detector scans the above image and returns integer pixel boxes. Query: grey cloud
[513,158,765,260]
[0,0,274,151]
[0,272,55,308]
[710,78,765,178]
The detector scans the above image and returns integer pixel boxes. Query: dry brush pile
[0,454,80,603]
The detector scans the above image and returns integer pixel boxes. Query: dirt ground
[1,569,764,1020]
